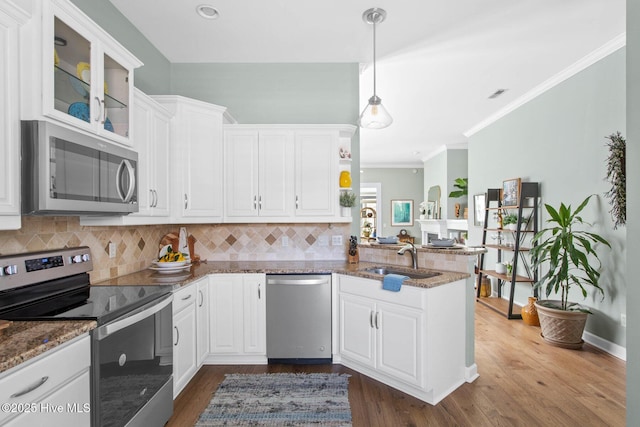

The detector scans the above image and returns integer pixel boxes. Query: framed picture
[502,178,521,207]
[391,199,414,226]
[474,193,486,227]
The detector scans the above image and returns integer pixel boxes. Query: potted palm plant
[530,195,611,349]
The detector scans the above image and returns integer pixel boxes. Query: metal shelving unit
[476,182,539,319]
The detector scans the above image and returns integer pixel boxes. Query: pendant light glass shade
[359,95,393,129]
[359,8,392,129]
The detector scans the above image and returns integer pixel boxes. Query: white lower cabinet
[196,278,210,366]
[0,335,91,426]
[172,282,197,398]
[337,274,466,405]
[339,284,423,388]
[207,274,266,364]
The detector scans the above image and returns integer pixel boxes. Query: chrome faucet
[397,242,418,269]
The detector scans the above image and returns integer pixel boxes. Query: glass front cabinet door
[23,0,141,145]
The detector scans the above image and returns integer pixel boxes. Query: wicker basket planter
[535,300,588,349]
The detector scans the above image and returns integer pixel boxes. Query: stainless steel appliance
[266,274,332,363]
[21,120,139,216]
[0,247,173,427]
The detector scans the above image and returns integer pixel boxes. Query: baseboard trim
[583,331,627,361]
[465,364,479,383]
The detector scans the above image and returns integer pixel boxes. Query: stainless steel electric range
[0,247,174,427]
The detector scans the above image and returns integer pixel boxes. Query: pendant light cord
[372,13,377,98]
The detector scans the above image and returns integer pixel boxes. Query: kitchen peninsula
[0,242,483,419]
[93,242,483,404]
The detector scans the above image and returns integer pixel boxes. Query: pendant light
[359,8,392,129]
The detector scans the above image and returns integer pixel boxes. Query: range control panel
[0,247,93,291]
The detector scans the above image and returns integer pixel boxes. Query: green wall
[627,0,639,422]
[469,48,626,348]
[70,0,171,94]
[170,63,359,124]
[360,168,424,243]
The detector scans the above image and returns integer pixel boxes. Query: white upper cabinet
[152,95,232,223]
[294,130,338,217]
[0,1,29,230]
[20,0,141,145]
[224,124,355,223]
[224,128,294,220]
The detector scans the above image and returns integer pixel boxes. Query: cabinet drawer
[338,274,425,309]
[0,335,90,423]
[173,284,197,313]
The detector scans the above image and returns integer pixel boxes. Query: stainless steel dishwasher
[266,274,332,363]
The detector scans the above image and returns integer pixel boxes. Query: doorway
[360,182,382,240]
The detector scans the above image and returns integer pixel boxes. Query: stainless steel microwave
[21,120,138,216]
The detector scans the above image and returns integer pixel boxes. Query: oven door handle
[97,294,173,339]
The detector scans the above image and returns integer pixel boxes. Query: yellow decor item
[339,171,352,188]
[521,297,540,326]
[54,49,59,67]
[76,62,90,83]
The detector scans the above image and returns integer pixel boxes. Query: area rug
[194,373,352,426]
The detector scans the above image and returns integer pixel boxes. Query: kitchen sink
[362,267,441,280]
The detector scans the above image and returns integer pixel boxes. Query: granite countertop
[95,260,470,290]
[0,320,96,374]
[0,256,472,375]
[359,242,487,256]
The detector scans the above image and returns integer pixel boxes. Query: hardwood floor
[166,302,626,427]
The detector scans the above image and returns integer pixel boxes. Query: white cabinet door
[0,4,25,229]
[242,274,266,354]
[294,131,337,216]
[339,293,376,368]
[21,0,141,145]
[196,278,210,366]
[224,129,293,219]
[177,103,223,219]
[208,275,244,354]
[376,302,423,387]
[258,130,294,217]
[0,335,90,426]
[224,130,259,217]
[152,96,227,223]
[208,274,267,360]
[173,286,197,397]
[4,371,91,427]
[150,103,171,216]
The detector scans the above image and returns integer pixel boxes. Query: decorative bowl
[376,236,398,244]
[152,260,187,268]
[430,238,455,247]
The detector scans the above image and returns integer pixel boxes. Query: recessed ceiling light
[488,89,508,99]
[196,4,219,19]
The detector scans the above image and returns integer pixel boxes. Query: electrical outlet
[332,235,343,246]
[108,242,116,258]
[318,236,329,246]
[621,313,627,328]
[281,236,289,247]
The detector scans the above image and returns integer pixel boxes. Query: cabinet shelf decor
[476,182,539,319]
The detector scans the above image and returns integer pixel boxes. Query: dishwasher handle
[266,278,329,286]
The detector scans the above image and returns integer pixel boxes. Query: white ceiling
[109,0,626,167]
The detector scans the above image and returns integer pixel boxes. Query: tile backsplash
[0,217,350,283]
